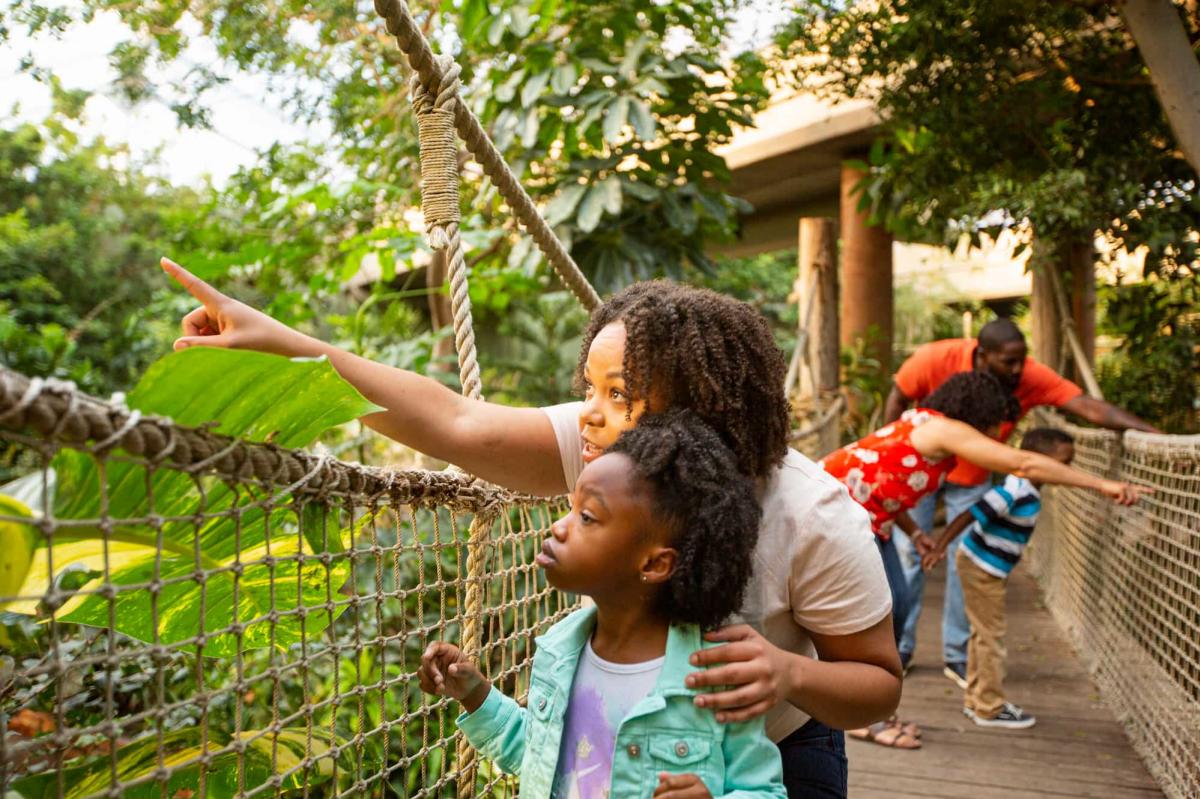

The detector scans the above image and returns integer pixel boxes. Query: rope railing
[1028,409,1200,799]
[0,368,576,798]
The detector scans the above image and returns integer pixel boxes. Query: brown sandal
[848,720,922,749]
[888,714,922,739]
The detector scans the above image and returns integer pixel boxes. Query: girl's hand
[911,531,936,557]
[160,257,315,356]
[685,624,792,723]
[1099,480,1152,506]
[921,550,944,572]
[653,772,712,798]
[418,642,490,712]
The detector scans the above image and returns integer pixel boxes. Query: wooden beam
[839,162,894,374]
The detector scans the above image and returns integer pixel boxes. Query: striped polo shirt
[961,474,1042,578]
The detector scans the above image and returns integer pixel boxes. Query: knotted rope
[410,55,483,402]
[411,55,462,252]
[408,60,489,794]
[373,0,601,313]
[371,4,603,792]
[0,366,523,514]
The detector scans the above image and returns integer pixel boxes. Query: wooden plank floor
[847,559,1162,798]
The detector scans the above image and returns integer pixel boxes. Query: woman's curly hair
[608,409,761,630]
[920,371,1020,431]
[576,280,790,479]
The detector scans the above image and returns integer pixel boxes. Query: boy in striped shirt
[921,428,1076,730]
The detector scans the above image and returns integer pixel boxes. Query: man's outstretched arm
[1059,395,1162,434]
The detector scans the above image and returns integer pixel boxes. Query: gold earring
[640,574,647,582]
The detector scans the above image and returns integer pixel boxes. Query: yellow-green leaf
[0,495,37,609]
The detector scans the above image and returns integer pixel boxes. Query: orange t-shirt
[893,338,1083,485]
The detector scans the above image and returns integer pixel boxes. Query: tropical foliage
[1098,279,1200,433]
[776,0,1200,278]
[0,109,194,395]
[1,349,526,795]
[775,0,1199,432]
[4,349,378,653]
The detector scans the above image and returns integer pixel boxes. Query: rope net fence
[0,367,575,798]
[1028,410,1200,799]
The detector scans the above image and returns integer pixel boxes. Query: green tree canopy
[0,98,195,394]
[776,0,1200,279]
[5,0,769,304]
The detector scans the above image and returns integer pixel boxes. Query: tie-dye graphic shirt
[551,641,664,799]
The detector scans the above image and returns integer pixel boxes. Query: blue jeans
[777,717,847,799]
[893,481,992,664]
[877,535,909,645]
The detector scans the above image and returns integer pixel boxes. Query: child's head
[1020,427,1075,470]
[541,409,761,630]
[573,280,790,480]
[920,371,1020,435]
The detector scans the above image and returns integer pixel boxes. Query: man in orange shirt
[885,318,1159,687]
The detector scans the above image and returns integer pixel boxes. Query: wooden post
[839,162,894,375]
[1030,265,1061,369]
[1047,256,1105,399]
[798,218,841,455]
[1067,240,1097,382]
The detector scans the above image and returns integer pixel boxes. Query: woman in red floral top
[822,407,959,540]
[822,372,1146,749]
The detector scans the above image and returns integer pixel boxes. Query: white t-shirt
[552,641,664,799]
[543,402,891,741]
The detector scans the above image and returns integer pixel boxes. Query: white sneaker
[969,702,1037,730]
[943,662,968,690]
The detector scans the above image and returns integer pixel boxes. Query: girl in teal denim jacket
[419,411,786,799]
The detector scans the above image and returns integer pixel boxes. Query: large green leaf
[0,495,37,608]
[4,348,382,656]
[11,726,355,799]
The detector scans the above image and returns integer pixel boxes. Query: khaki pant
[957,547,1008,718]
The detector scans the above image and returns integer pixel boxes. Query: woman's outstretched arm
[161,258,568,495]
[912,418,1148,504]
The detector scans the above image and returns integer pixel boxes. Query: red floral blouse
[821,409,957,540]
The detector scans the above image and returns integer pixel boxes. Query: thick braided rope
[397,35,517,796]
[411,56,462,251]
[443,223,484,400]
[0,366,526,513]
[411,61,484,401]
[411,63,487,792]
[373,0,601,312]
[454,510,495,793]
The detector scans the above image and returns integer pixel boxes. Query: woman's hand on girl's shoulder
[684,624,793,724]
[652,772,713,798]
[418,642,490,712]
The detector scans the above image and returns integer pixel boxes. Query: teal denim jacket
[457,607,786,798]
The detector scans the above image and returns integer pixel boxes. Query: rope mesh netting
[1028,410,1200,799]
[0,368,575,798]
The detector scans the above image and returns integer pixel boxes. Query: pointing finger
[161,257,224,307]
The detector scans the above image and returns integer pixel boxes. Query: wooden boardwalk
[847,560,1162,798]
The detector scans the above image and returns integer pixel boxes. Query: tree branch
[1119,0,1200,173]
